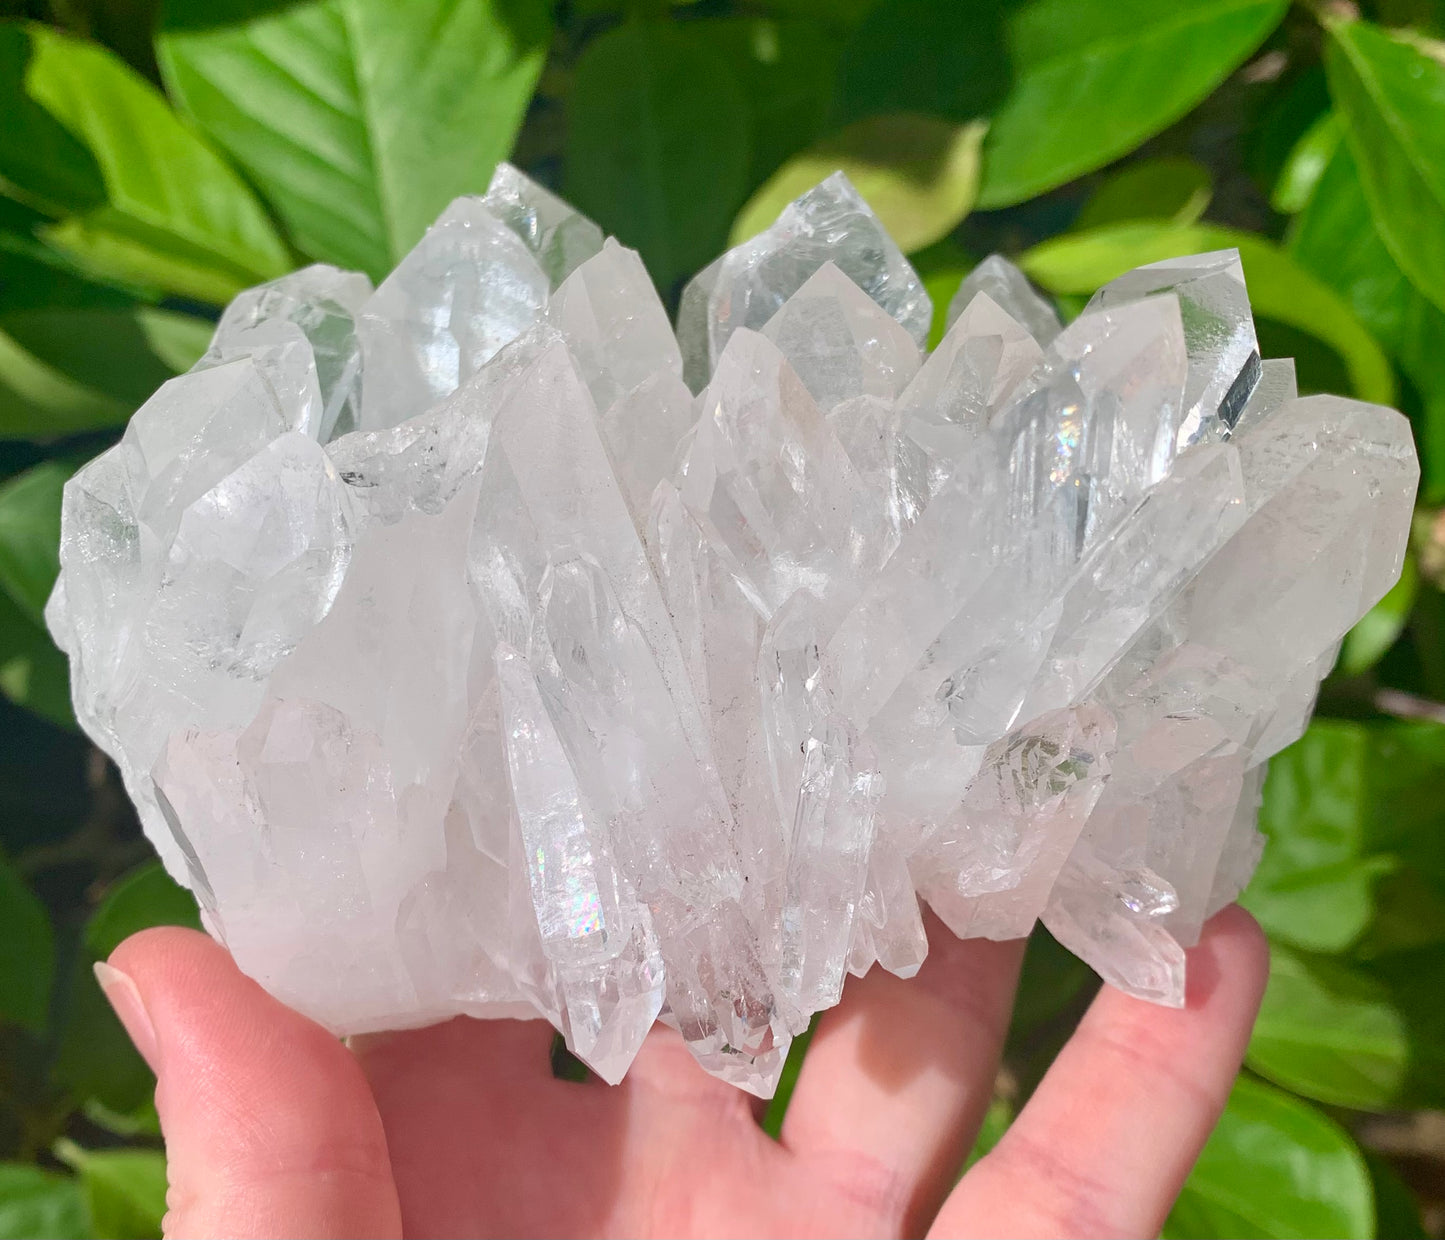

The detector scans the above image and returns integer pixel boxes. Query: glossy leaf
[565,22,751,292]
[1163,1076,1373,1239]
[0,586,71,727]
[731,114,987,254]
[0,1164,86,1240]
[1020,222,1395,405]
[87,861,202,959]
[0,304,210,441]
[1249,943,1409,1110]
[0,459,68,621]
[1243,720,1445,953]
[689,17,844,187]
[1272,110,1341,215]
[54,1141,166,1240]
[1326,19,1445,314]
[1244,722,1390,952]
[1289,137,1445,503]
[0,850,52,1032]
[158,0,552,282]
[0,23,290,304]
[977,0,1288,208]
[1249,941,1445,1111]
[1073,156,1213,229]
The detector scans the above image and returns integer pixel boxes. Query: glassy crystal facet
[49,165,1418,1095]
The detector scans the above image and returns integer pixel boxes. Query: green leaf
[0,460,69,621]
[1244,719,1445,959]
[1365,1152,1429,1240]
[1248,943,1409,1110]
[1073,156,1213,230]
[1289,136,1445,503]
[53,861,203,1116]
[0,22,290,304]
[0,586,72,727]
[0,850,52,1032]
[158,0,551,282]
[732,114,986,255]
[565,22,751,293]
[54,1141,166,1240]
[0,1163,87,1240]
[0,304,210,441]
[977,0,1288,208]
[1248,941,1445,1111]
[87,861,202,960]
[1271,109,1342,215]
[761,1012,818,1139]
[1019,223,1396,406]
[1326,19,1445,313]
[1340,552,1417,675]
[687,17,844,187]
[0,233,141,314]
[51,949,153,1114]
[1162,1076,1373,1239]
[1243,722,1389,952]
[835,0,1013,128]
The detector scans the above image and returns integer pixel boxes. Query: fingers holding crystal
[933,905,1268,1240]
[103,927,402,1240]
[778,913,1025,1238]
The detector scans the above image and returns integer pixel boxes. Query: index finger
[932,905,1269,1240]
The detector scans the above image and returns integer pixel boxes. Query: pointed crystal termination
[355,201,551,431]
[1088,249,1260,448]
[945,254,1062,347]
[47,168,1420,1091]
[205,264,373,442]
[482,162,606,290]
[677,172,932,392]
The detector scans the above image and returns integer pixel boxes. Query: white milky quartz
[48,164,1419,1096]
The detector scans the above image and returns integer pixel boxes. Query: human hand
[97,906,1266,1239]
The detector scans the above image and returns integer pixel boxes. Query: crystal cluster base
[48,165,1417,1095]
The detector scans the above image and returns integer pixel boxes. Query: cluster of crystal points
[47,164,1417,1095]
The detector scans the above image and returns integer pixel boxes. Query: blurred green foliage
[0,0,1444,1235]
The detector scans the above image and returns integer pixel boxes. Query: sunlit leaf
[1327,18,1445,313]
[977,0,1288,207]
[53,1141,166,1240]
[1249,940,1445,1111]
[0,22,290,304]
[1289,137,1445,503]
[1163,1076,1373,1239]
[159,0,552,282]
[1271,110,1341,214]
[731,114,986,254]
[0,1163,86,1240]
[1074,156,1213,229]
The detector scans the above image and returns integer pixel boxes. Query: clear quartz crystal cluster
[47,164,1417,1095]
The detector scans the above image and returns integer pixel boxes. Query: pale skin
[97,905,1268,1240]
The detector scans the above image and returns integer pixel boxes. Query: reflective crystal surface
[49,166,1418,1093]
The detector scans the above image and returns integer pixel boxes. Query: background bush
[1,0,1444,1235]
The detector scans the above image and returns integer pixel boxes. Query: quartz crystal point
[677,173,932,391]
[48,165,1419,1092]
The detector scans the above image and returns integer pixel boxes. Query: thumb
[101,927,402,1239]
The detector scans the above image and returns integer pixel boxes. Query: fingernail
[94,961,159,1072]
